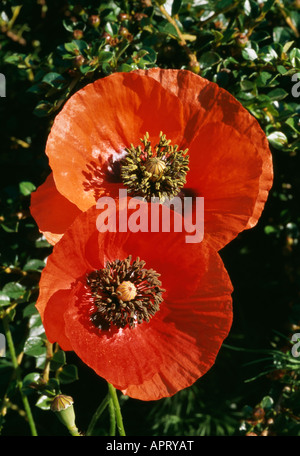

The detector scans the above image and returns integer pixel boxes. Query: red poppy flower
[30,69,273,249]
[36,203,233,401]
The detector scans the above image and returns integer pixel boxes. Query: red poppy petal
[30,173,81,245]
[121,203,205,300]
[135,68,210,145]
[46,72,185,211]
[36,206,103,322]
[36,205,233,397]
[63,246,232,395]
[37,203,205,338]
[43,289,73,351]
[186,122,264,250]
[122,251,233,400]
[137,68,273,249]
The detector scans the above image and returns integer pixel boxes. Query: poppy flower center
[86,255,165,330]
[120,132,189,202]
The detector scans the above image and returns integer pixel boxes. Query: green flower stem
[86,393,110,436]
[108,383,126,436]
[3,314,38,436]
[108,396,116,436]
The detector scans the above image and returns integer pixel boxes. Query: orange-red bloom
[30,69,273,249]
[36,204,233,401]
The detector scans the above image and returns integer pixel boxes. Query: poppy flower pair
[31,69,273,401]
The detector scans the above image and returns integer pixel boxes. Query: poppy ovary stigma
[116,281,137,301]
[86,255,165,331]
[120,131,189,202]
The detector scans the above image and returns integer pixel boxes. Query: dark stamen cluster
[86,255,165,330]
[120,132,189,202]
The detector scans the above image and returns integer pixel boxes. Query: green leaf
[240,80,255,91]
[0,293,10,307]
[261,0,276,13]
[79,64,97,75]
[161,22,179,38]
[23,336,46,357]
[35,395,53,410]
[260,45,278,62]
[33,101,54,118]
[199,51,221,68]
[23,259,45,272]
[42,72,65,89]
[19,181,36,196]
[171,0,182,16]
[267,88,288,101]
[217,0,236,8]
[290,48,300,68]
[35,237,51,248]
[22,372,42,394]
[140,46,157,64]
[260,396,274,409]
[264,225,278,235]
[117,63,135,72]
[98,51,114,62]
[28,314,45,338]
[58,364,78,384]
[23,302,38,318]
[276,65,288,75]
[282,41,294,53]
[50,350,66,370]
[242,47,258,61]
[64,40,88,54]
[105,22,118,36]
[286,117,300,134]
[256,71,272,87]
[2,282,26,299]
[243,0,251,16]
[273,27,293,44]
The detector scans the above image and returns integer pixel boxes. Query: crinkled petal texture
[45,72,185,212]
[137,68,273,249]
[30,174,81,245]
[36,204,233,401]
[32,69,272,250]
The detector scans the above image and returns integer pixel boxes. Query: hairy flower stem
[108,383,126,436]
[86,393,110,436]
[42,340,53,383]
[2,314,38,436]
[108,396,116,436]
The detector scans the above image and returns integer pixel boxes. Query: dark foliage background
[0,0,299,436]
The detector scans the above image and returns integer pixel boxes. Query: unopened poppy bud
[51,395,80,436]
